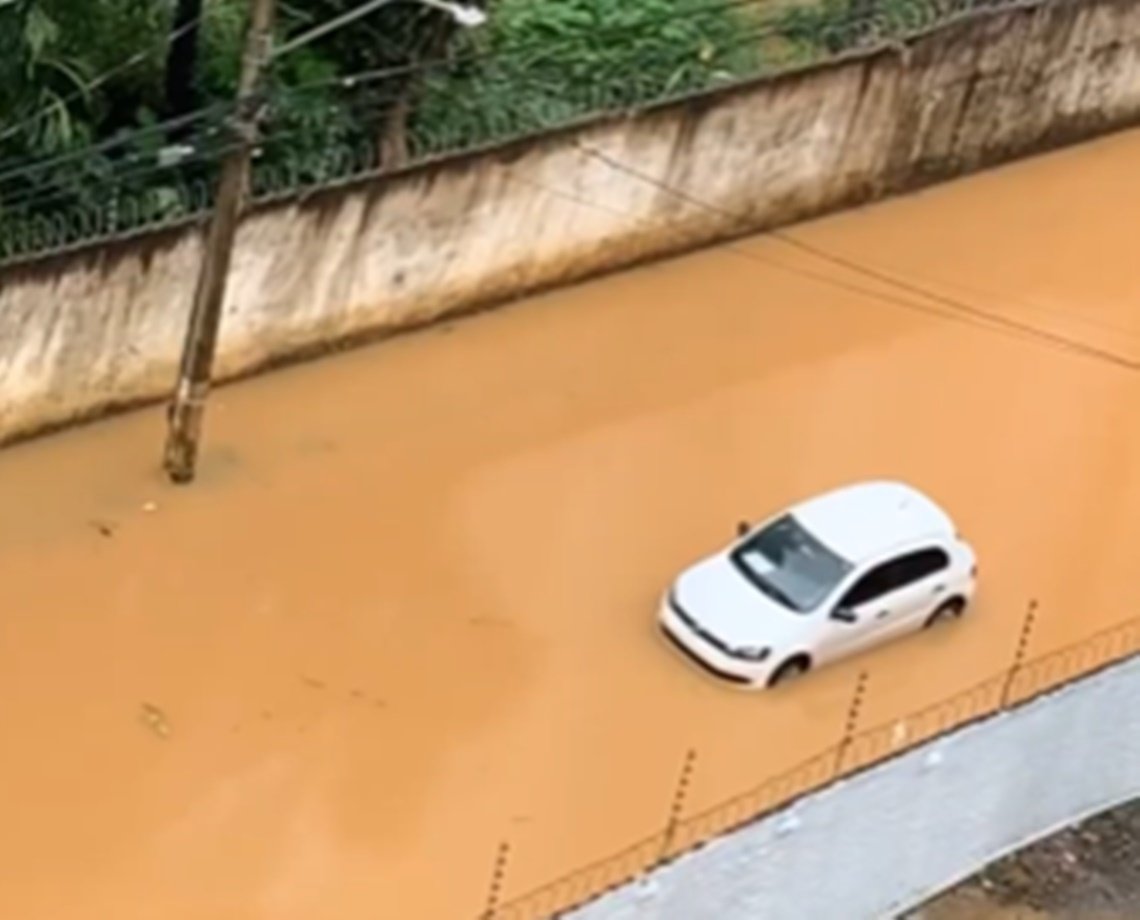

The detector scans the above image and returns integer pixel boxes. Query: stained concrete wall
[3,0,1140,443]
[566,655,1140,920]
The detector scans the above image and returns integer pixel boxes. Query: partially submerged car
[659,480,977,688]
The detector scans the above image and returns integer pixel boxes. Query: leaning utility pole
[163,0,276,484]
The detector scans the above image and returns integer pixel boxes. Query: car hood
[673,552,807,651]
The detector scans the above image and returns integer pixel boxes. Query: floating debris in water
[89,519,116,538]
[140,702,171,739]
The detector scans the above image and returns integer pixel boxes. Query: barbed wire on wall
[0,177,214,261]
[0,0,1026,266]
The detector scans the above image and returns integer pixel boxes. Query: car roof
[789,480,955,564]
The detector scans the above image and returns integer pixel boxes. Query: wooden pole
[163,0,276,483]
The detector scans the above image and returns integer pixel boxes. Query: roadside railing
[484,606,1140,919]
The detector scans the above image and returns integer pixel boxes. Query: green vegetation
[0,0,763,252]
[0,0,990,259]
[413,0,758,151]
[774,0,952,57]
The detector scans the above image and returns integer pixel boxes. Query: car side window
[838,562,897,608]
[890,547,951,589]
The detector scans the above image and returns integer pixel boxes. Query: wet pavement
[1,128,1139,919]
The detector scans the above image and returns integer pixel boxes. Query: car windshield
[730,514,852,613]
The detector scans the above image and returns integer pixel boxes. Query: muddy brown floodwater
[1,129,1139,920]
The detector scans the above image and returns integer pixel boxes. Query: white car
[658,480,977,688]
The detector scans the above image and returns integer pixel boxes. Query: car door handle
[876,610,889,619]
[932,584,946,595]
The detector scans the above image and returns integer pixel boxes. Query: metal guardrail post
[480,840,511,920]
[834,670,869,775]
[657,748,697,867]
[1002,598,1039,708]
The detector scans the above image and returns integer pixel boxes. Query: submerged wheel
[768,655,811,688]
[925,597,966,629]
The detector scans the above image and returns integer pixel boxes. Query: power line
[0,141,234,215]
[273,0,484,59]
[0,0,1020,269]
[0,103,232,192]
[767,229,1140,367]
[270,0,795,98]
[0,0,767,193]
[0,0,889,199]
[4,39,1109,373]
[5,147,1116,377]
[6,120,1131,375]
[239,3,904,154]
[551,141,1140,372]
[0,0,1006,193]
[493,166,1001,327]
[0,12,207,147]
[0,0,819,206]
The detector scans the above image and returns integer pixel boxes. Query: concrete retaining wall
[566,655,1140,920]
[3,0,1140,443]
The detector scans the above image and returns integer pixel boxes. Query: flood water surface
[1,129,1139,919]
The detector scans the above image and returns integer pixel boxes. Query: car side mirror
[736,520,750,537]
[831,606,858,624]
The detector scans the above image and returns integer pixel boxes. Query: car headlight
[732,645,771,662]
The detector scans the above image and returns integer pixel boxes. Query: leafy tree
[0,0,176,221]
[413,0,759,151]
[0,0,95,159]
[265,0,487,169]
[0,0,760,255]
[773,0,984,58]
[164,0,203,122]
